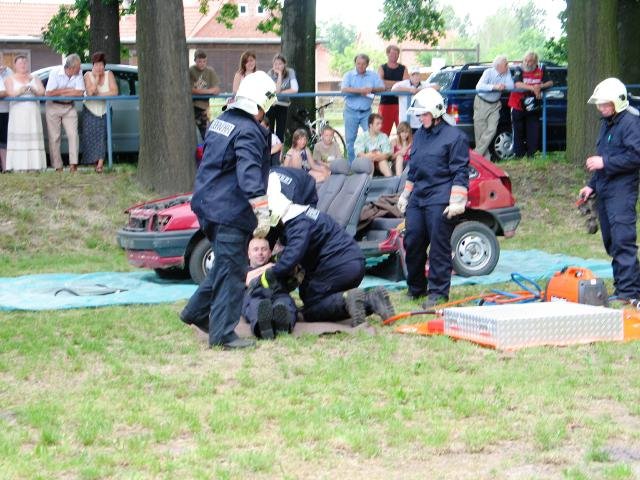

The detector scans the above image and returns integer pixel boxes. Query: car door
[109,69,139,154]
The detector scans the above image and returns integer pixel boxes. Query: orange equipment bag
[544,266,608,306]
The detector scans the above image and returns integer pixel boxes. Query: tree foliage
[213,0,282,34]
[322,21,357,55]
[377,0,445,45]
[42,0,91,61]
[543,5,567,65]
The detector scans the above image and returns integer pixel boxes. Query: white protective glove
[397,181,413,215]
[443,185,468,219]
[249,195,271,238]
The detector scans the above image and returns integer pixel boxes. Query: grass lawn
[1,158,640,479]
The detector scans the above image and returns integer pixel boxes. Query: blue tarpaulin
[0,250,612,311]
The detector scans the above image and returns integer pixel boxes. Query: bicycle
[294,99,347,159]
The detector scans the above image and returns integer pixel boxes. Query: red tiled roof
[0,2,66,38]
[0,0,278,41]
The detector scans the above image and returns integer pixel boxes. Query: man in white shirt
[45,53,85,172]
[391,66,439,131]
[473,55,514,159]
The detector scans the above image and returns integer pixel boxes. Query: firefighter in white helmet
[397,87,470,308]
[579,78,640,302]
[181,71,277,349]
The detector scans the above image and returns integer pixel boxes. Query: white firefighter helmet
[230,71,277,116]
[407,87,454,125]
[587,77,629,113]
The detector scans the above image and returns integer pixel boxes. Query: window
[257,4,265,14]
[238,3,247,15]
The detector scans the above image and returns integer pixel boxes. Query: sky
[317,0,565,38]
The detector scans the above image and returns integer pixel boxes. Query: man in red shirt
[507,52,553,157]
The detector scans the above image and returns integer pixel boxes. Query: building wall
[1,43,62,71]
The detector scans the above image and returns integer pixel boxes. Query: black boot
[365,286,396,321]
[256,299,275,340]
[422,295,448,310]
[272,302,293,335]
[345,288,367,327]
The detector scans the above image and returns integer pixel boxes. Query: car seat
[323,157,373,237]
[317,158,349,212]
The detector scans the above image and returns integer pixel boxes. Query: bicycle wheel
[333,129,347,159]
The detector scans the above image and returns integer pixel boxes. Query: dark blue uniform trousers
[300,257,365,322]
[598,195,640,299]
[404,204,454,298]
[182,222,250,346]
[242,287,297,335]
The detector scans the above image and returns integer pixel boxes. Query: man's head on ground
[194,49,208,71]
[64,53,81,76]
[368,113,383,135]
[354,54,370,75]
[522,51,538,73]
[320,125,335,146]
[386,45,400,65]
[493,55,509,75]
[248,238,271,268]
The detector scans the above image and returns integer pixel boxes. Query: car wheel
[491,131,515,161]
[154,266,190,280]
[188,238,214,284]
[451,221,500,277]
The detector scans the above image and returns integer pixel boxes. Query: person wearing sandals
[82,52,117,173]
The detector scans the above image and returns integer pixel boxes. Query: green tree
[543,5,567,65]
[378,0,445,44]
[42,0,90,60]
[322,21,357,55]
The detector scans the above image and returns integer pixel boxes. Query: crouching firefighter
[179,71,277,350]
[579,78,640,302]
[251,167,396,325]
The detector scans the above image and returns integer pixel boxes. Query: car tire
[451,221,500,277]
[154,267,190,280]
[188,238,214,284]
[491,130,515,161]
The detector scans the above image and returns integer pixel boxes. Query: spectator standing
[0,61,13,172]
[391,121,412,175]
[82,52,118,173]
[355,113,393,177]
[579,78,640,302]
[473,55,513,160]
[283,128,329,183]
[378,45,408,135]
[391,66,438,131]
[507,51,553,157]
[45,53,85,172]
[190,49,220,141]
[232,51,257,96]
[266,54,298,142]
[313,125,343,165]
[341,54,385,162]
[5,55,46,171]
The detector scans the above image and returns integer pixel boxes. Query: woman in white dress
[5,55,46,172]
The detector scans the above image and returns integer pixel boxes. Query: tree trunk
[281,0,316,145]
[566,0,619,166]
[136,0,196,193]
[89,0,121,63]
[617,0,640,91]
